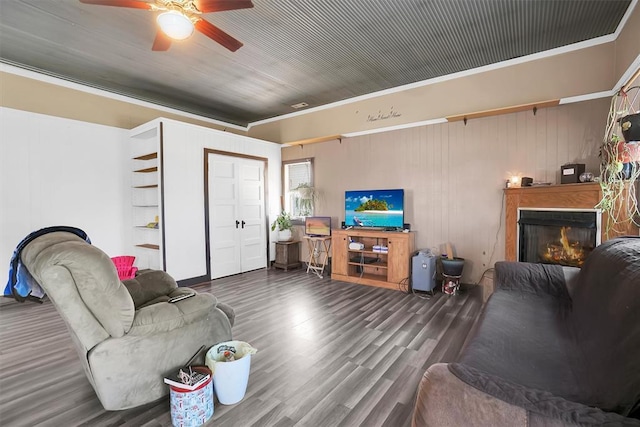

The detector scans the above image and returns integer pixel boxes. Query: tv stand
[332,229,415,291]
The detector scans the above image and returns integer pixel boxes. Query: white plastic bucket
[206,341,256,405]
[213,353,251,405]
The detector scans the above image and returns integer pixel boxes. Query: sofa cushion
[128,293,219,336]
[570,236,640,415]
[458,290,587,402]
[122,270,178,309]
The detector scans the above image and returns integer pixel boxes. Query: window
[283,158,313,218]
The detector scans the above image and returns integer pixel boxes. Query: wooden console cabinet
[331,229,415,290]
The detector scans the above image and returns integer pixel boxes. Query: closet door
[238,159,267,272]
[209,154,241,278]
[208,153,267,279]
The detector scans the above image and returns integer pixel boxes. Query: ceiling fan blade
[195,19,243,52]
[194,0,254,13]
[152,30,172,51]
[79,0,153,9]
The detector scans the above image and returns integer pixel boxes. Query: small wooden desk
[303,236,332,279]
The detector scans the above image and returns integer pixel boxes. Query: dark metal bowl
[440,257,465,276]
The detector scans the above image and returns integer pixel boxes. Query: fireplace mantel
[504,182,639,261]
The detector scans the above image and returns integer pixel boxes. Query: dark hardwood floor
[0,268,482,427]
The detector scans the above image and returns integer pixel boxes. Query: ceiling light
[157,11,194,40]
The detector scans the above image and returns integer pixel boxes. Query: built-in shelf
[134,166,158,173]
[347,261,388,269]
[136,243,160,250]
[131,127,158,140]
[351,249,390,256]
[133,152,158,161]
[131,122,163,272]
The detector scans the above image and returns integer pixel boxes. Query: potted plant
[621,112,640,142]
[291,183,318,217]
[271,211,293,241]
[596,85,640,237]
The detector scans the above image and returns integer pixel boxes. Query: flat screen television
[345,189,404,229]
[305,216,332,237]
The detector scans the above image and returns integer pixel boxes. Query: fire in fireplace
[518,209,601,267]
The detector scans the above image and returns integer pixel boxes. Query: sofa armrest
[494,261,569,299]
[413,364,637,427]
[412,363,527,427]
[446,363,640,426]
[216,301,236,327]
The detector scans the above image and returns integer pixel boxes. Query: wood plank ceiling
[0,0,632,126]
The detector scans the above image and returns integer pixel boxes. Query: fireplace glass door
[518,210,598,267]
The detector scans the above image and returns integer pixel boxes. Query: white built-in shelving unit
[130,122,164,271]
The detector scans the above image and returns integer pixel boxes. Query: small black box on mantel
[521,177,533,187]
[561,163,585,184]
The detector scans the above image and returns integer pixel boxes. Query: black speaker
[403,223,410,230]
[341,221,346,229]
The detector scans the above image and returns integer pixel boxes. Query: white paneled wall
[0,107,130,283]
[282,98,608,283]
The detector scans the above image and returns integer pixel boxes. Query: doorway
[205,150,268,279]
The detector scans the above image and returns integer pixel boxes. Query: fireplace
[505,183,637,262]
[517,208,601,267]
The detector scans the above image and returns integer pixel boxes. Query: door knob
[241,220,246,228]
[236,220,240,228]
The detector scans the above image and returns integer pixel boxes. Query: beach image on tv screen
[306,217,331,236]
[345,189,404,228]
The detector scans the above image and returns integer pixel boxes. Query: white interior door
[208,153,267,279]
[238,160,267,272]
[209,155,241,279]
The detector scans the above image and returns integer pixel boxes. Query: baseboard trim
[177,275,210,287]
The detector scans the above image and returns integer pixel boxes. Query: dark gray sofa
[412,236,640,426]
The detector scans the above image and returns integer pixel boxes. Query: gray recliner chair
[20,231,235,410]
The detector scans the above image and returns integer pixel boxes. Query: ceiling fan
[79,0,253,52]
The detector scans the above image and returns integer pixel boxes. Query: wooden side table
[273,240,301,271]
[303,235,332,279]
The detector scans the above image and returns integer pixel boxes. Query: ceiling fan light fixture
[157,10,194,40]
